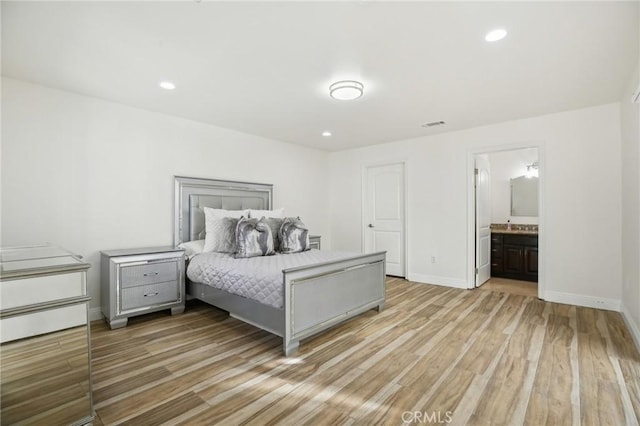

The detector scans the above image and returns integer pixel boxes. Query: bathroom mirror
[511,176,538,216]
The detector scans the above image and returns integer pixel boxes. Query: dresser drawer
[120,261,178,288]
[1,272,85,310]
[1,302,87,343]
[121,281,179,311]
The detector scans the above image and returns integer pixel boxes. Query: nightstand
[101,246,185,329]
[309,235,321,250]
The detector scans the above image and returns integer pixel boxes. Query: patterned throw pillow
[279,217,310,254]
[235,217,275,258]
[203,208,248,253]
[204,217,238,253]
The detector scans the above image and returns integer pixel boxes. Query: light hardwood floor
[86,277,640,425]
[1,327,93,424]
[479,277,538,298]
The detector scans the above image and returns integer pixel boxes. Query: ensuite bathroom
[479,147,539,297]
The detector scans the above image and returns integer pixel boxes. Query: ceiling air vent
[422,121,446,128]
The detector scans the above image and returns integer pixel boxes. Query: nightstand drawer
[121,281,179,311]
[309,235,321,250]
[120,261,178,288]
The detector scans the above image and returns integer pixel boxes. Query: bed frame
[174,176,386,356]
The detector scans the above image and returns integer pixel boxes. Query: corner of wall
[622,302,640,353]
[619,56,640,353]
[89,307,103,322]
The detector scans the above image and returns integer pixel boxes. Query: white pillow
[249,208,284,219]
[177,239,205,259]
[203,207,249,253]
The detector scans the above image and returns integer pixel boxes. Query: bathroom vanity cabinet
[491,232,538,282]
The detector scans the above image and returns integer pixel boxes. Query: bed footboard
[282,251,386,356]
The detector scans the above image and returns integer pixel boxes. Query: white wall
[329,103,623,308]
[620,59,640,348]
[2,77,631,322]
[487,148,538,225]
[1,78,330,314]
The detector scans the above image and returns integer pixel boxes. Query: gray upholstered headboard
[174,176,273,245]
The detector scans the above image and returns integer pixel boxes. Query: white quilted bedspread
[187,249,360,309]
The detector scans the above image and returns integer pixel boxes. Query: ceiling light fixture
[485,28,507,42]
[322,131,332,137]
[329,80,364,101]
[159,81,176,90]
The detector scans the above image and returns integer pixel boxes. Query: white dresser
[0,244,94,425]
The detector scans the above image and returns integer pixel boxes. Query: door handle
[368,224,375,228]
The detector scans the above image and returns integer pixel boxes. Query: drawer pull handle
[143,272,159,277]
[144,292,159,297]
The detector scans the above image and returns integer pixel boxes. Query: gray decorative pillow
[204,217,238,253]
[235,217,275,258]
[279,217,310,254]
[265,217,283,252]
[203,208,248,253]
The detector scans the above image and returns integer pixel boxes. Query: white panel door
[364,163,405,277]
[475,154,491,287]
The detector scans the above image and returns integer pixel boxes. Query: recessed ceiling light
[329,80,364,101]
[485,28,507,42]
[159,81,176,90]
[322,131,332,137]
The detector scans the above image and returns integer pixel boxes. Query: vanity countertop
[491,229,538,236]
[490,223,538,236]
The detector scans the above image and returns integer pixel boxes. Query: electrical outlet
[430,256,436,264]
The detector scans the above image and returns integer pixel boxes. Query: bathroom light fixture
[329,80,364,101]
[526,162,539,178]
[322,131,332,137]
[159,81,176,90]
[485,28,507,42]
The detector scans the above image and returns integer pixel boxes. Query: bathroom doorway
[469,146,542,298]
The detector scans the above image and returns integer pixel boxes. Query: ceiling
[2,1,638,152]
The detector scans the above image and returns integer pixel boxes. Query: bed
[174,176,386,356]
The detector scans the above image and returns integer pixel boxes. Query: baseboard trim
[407,273,468,289]
[544,291,621,312]
[89,307,103,322]
[621,303,640,353]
